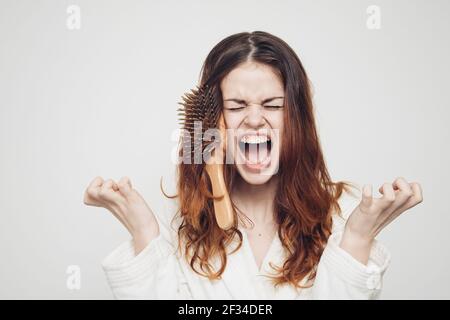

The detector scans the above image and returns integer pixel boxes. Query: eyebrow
[223,96,284,104]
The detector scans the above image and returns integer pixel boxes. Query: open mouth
[238,135,272,168]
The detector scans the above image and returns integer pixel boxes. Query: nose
[244,103,266,128]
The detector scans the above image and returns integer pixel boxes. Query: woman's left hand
[339,177,423,265]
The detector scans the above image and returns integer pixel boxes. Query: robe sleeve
[101,198,193,299]
[311,187,391,299]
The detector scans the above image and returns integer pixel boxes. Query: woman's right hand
[83,176,160,254]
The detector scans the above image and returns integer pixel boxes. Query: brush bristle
[177,84,221,163]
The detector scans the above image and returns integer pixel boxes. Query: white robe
[101,189,391,299]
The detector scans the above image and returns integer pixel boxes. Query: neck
[231,175,279,228]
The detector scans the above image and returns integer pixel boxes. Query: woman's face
[220,61,284,185]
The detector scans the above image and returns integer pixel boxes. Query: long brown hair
[163,31,358,289]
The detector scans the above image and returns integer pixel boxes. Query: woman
[83,31,423,299]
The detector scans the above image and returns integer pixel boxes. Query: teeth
[240,135,271,144]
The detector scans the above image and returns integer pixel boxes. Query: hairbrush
[177,84,234,230]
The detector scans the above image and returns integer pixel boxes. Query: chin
[235,168,276,185]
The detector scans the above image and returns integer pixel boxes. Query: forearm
[133,225,160,255]
[338,229,373,265]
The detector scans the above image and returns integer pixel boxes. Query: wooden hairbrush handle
[205,163,234,230]
[204,114,234,230]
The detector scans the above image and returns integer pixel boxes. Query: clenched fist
[340,177,423,265]
[83,176,160,254]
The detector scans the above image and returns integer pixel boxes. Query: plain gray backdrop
[0,0,448,299]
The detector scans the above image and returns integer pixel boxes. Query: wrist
[342,228,374,248]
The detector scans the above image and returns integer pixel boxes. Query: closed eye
[225,107,245,111]
[224,105,284,111]
[265,105,283,109]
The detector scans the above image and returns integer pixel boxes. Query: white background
[0,0,448,299]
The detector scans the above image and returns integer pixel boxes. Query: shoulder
[331,183,362,233]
